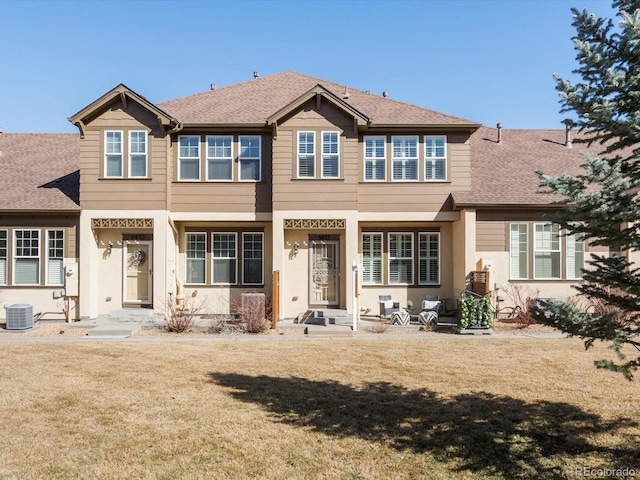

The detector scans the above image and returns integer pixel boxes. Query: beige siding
[79,100,168,211]
[272,100,358,211]
[170,134,272,213]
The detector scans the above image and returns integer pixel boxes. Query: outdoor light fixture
[293,241,299,255]
[106,241,113,255]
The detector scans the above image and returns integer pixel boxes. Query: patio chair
[378,295,400,318]
[418,295,442,326]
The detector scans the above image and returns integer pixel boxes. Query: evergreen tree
[535,0,640,380]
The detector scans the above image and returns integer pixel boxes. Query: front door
[309,240,339,306]
[123,240,152,306]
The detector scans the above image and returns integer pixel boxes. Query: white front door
[309,240,339,306]
[123,240,152,305]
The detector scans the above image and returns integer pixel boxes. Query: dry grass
[0,337,638,479]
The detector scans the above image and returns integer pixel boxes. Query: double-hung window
[186,233,206,284]
[321,132,339,178]
[362,233,382,284]
[46,230,64,286]
[364,136,386,181]
[207,136,233,181]
[510,224,529,280]
[0,230,6,285]
[389,233,413,284]
[129,131,147,177]
[392,136,418,181]
[566,232,585,280]
[14,229,39,285]
[212,233,237,284]
[243,233,264,285]
[297,131,315,178]
[425,135,447,181]
[419,232,440,285]
[105,131,123,177]
[239,136,261,181]
[534,223,561,279]
[179,136,200,181]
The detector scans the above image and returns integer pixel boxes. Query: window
[186,233,206,284]
[566,233,585,280]
[129,131,147,177]
[207,136,233,181]
[243,233,264,285]
[321,131,339,178]
[239,136,261,181]
[212,233,237,284]
[389,233,413,284]
[14,230,39,285]
[534,223,561,279]
[419,232,440,284]
[392,136,418,181]
[425,135,447,181]
[362,233,382,284]
[364,136,386,181]
[510,224,528,280]
[46,230,64,286]
[179,136,200,180]
[297,131,315,178]
[105,131,123,177]
[0,230,6,285]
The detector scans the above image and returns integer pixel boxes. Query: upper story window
[0,230,7,285]
[105,131,123,177]
[321,132,339,178]
[129,131,147,178]
[207,136,233,181]
[392,136,418,181]
[239,136,261,181]
[424,135,447,181]
[364,136,386,181]
[297,131,315,178]
[179,136,201,181]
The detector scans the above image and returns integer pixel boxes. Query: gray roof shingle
[0,133,80,212]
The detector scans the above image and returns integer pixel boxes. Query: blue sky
[0,0,615,133]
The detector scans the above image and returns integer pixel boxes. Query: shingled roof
[0,133,80,212]
[158,71,479,127]
[453,126,598,207]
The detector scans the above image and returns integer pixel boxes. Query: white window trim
[45,229,64,287]
[178,135,201,181]
[321,131,340,179]
[297,131,316,179]
[509,223,529,280]
[566,232,585,280]
[391,135,419,182]
[128,130,148,178]
[212,232,238,285]
[362,232,383,285]
[104,130,123,178]
[13,229,40,286]
[185,232,207,285]
[238,135,262,182]
[206,135,233,182]
[242,232,264,285]
[388,232,414,284]
[364,136,386,182]
[0,229,7,286]
[533,223,562,280]
[418,232,440,285]
[424,135,447,181]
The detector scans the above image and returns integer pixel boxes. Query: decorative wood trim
[91,218,154,229]
[284,219,345,229]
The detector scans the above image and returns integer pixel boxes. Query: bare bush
[501,284,540,328]
[163,292,202,333]
[207,315,238,335]
[366,321,390,334]
[230,294,272,334]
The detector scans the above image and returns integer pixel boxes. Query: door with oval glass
[309,240,339,306]
[123,240,152,305]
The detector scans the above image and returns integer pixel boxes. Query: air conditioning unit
[5,304,34,330]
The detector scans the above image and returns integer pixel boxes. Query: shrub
[501,284,540,328]
[230,294,272,334]
[163,291,202,333]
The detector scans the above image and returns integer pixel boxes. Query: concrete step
[304,324,353,337]
[298,309,351,326]
[86,324,141,337]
